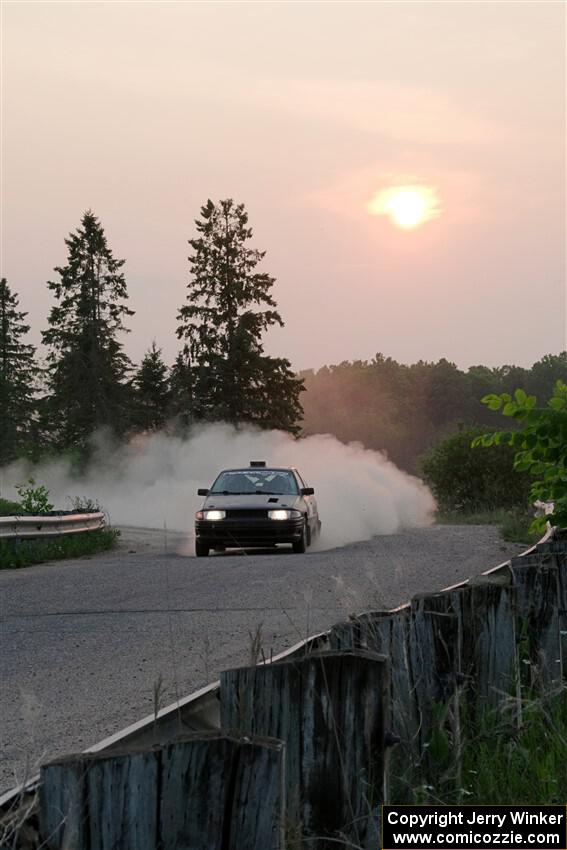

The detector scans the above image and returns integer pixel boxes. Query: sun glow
[367,185,441,229]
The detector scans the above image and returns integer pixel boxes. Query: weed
[248,623,265,665]
[66,495,102,513]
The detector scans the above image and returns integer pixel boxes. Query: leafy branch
[472,381,567,532]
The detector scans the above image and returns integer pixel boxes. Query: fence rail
[0,512,105,540]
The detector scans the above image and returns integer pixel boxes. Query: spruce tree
[132,342,170,432]
[42,211,134,450]
[0,279,38,465]
[176,199,303,433]
[168,346,195,431]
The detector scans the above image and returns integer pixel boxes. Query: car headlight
[268,509,302,520]
[195,509,226,521]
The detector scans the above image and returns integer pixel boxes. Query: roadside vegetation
[0,481,118,569]
[0,528,119,570]
[460,690,567,805]
[473,382,567,535]
[435,508,538,544]
[0,497,24,516]
[427,382,567,803]
[401,689,567,805]
[422,378,567,544]
[421,424,538,542]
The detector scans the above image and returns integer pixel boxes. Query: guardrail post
[39,733,285,850]
[330,609,419,802]
[531,539,567,686]
[220,650,389,850]
[510,552,563,693]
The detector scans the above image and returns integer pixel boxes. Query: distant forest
[299,353,567,474]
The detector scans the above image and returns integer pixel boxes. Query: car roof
[215,467,297,474]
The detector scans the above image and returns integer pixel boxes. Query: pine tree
[168,345,195,431]
[0,279,38,465]
[132,342,170,432]
[42,211,134,450]
[176,199,303,433]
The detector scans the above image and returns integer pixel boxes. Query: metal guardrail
[0,512,105,540]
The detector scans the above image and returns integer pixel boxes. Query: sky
[1,1,566,373]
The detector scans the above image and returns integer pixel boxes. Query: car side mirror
[197,488,209,496]
[301,487,314,496]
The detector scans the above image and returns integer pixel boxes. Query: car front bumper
[195,517,304,547]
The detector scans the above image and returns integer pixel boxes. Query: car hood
[203,494,302,510]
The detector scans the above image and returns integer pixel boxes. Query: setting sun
[367,185,441,229]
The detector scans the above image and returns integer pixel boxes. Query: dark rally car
[194,461,320,556]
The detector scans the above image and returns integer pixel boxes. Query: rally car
[194,461,320,556]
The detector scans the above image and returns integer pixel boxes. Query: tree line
[2,201,565,478]
[299,352,567,474]
[0,202,303,467]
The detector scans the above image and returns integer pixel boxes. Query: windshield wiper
[210,490,246,495]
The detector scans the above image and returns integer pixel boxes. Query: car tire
[292,519,308,554]
[195,541,209,557]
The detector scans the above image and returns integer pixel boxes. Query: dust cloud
[0,425,435,550]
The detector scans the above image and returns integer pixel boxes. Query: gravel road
[0,525,526,795]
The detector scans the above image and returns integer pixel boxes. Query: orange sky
[1,1,565,371]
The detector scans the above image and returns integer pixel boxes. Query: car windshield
[210,469,299,495]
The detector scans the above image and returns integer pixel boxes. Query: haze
[2,1,565,371]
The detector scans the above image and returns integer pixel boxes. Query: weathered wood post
[532,538,567,685]
[452,572,519,718]
[330,609,419,802]
[510,552,563,693]
[407,590,461,798]
[220,650,389,850]
[39,733,285,850]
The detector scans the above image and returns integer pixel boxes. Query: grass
[0,497,26,516]
[460,690,567,804]
[393,689,567,806]
[436,507,540,544]
[0,528,119,569]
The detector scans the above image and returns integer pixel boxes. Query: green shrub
[0,497,24,516]
[422,425,531,513]
[14,478,53,514]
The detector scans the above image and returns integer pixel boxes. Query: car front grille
[225,509,268,519]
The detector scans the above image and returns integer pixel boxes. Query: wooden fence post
[532,540,567,686]
[220,650,389,850]
[40,733,285,850]
[330,610,419,802]
[510,553,562,692]
[452,575,519,721]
